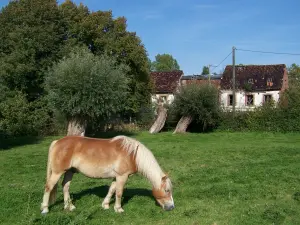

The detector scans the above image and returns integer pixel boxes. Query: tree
[171,83,221,133]
[0,0,152,137]
[59,4,152,116]
[149,101,167,134]
[151,54,180,71]
[0,0,64,101]
[0,0,63,137]
[288,63,300,84]
[201,66,210,75]
[45,47,129,135]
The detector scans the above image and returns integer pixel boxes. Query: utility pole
[232,46,236,115]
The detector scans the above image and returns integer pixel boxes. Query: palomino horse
[41,135,174,214]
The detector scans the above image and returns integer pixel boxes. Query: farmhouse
[150,70,183,104]
[150,64,288,111]
[220,64,289,111]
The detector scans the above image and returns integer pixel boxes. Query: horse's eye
[165,189,170,193]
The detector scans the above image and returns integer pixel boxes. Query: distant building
[150,70,183,104]
[220,64,288,111]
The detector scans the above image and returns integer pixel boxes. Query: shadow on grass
[53,185,155,208]
[293,192,300,201]
[0,136,43,150]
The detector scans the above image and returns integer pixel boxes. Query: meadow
[0,132,300,225]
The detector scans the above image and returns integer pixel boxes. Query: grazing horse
[41,135,174,214]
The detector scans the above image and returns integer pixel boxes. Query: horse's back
[49,136,134,177]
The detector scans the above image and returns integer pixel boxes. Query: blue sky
[1,0,300,74]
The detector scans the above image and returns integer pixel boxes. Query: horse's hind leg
[62,170,75,211]
[102,180,116,209]
[41,172,62,214]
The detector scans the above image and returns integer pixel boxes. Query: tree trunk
[67,118,86,136]
[173,116,193,134]
[149,105,168,134]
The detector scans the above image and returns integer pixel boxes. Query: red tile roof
[221,64,287,91]
[150,70,183,93]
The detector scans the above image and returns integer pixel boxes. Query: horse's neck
[136,154,164,189]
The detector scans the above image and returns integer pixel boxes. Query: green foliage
[201,66,210,75]
[171,83,221,131]
[135,104,156,128]
[288,63,300,84]
[0,0,64,100]
[151,53,180,71]
[0,0,152,139]
[45,47,129,123]
[59,4,152,114]
[0,91,50,138]
[219,85,300,132]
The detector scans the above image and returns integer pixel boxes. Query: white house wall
[151,94,175,105]
[220,90,280,111]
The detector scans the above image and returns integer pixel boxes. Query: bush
[135,104,156,129]
[218,85,300,132]
[0,91,51,138]
[170,83,221,132]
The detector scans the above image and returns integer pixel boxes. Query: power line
[236,48,300,56]
[210,51,233,73]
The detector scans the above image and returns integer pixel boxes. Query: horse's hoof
[102,202,109,210]
[64,204,76,211]
[41,208,49,214]
[114,206,124,213]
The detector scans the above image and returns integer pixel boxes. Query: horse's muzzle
[164,204,175,211]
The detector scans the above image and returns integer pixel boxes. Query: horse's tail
[47,140,58,205]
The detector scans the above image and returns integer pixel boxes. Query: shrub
[0,91,51,138]
[170,83,221,132]
[218,84,300,132]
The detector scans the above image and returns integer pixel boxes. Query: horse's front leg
[101,181,116,209]
[114,175,128,213]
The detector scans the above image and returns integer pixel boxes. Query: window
[246,94,254,106]
[228,94,233,106]
[267,78,273,86]
[264,94,272,103]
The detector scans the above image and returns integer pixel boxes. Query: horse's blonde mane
[111,135,164,189]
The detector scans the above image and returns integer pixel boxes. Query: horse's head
[152,175,174,211]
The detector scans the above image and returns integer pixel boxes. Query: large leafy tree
[0,0,64,137]
[45,47,129,135]
[0,0,152,137]
[151,54,180,72]
[0,0,64,101]
[59,1,152,115]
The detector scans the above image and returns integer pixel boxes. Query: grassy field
[0,132,300,225]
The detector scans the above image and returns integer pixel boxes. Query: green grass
[1,132,300,225]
